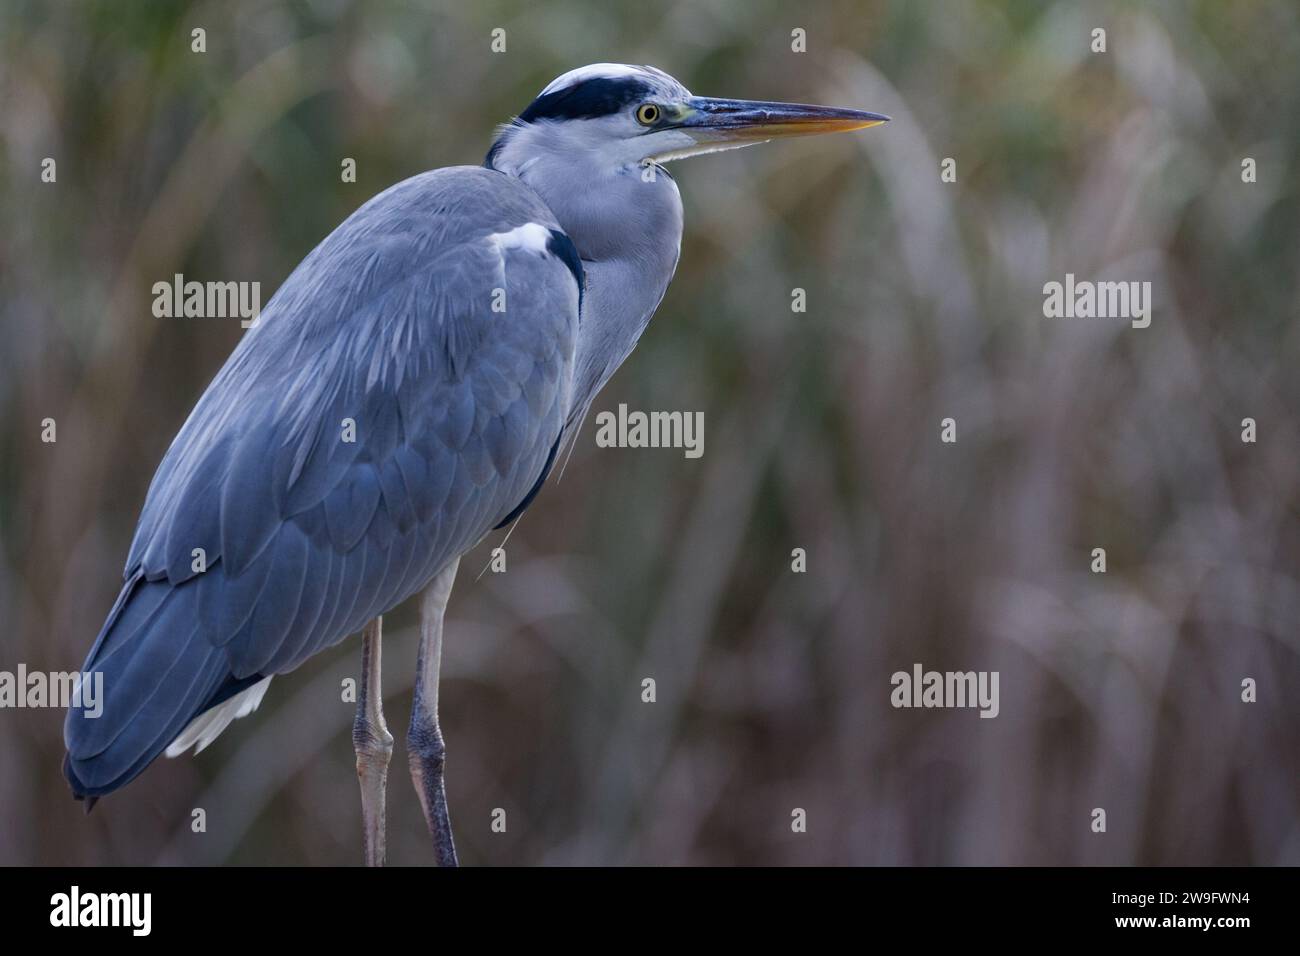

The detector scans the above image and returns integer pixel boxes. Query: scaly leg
[408,558,460,867]
[353,616,393,867]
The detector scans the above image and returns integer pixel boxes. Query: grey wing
[64,168,579,794]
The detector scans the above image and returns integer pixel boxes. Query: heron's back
[64,167,583,798]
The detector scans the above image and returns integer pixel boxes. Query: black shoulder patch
[519,76,650,124]
[494,433,562,529]
[546,228,585,314]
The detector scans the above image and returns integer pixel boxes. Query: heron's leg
[353,616,393,867]
[408,557,461,867]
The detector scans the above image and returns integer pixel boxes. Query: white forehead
[541,63,690,97]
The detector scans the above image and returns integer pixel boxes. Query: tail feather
[64,575,229,797]
[165,676,273,757]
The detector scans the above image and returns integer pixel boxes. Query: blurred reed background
[1,0,1297,865]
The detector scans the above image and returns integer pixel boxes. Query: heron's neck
[511,158,684,423]
[572,203,682,414]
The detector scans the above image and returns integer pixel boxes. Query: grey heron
[62,63,887,865]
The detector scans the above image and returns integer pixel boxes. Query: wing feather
[67,167,581,795]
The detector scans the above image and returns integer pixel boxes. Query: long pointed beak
[679,96,889,144]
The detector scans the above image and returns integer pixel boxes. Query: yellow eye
[636,103,661,126]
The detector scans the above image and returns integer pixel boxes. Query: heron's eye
[636,103,661,126]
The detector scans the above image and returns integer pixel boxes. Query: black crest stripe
[518,76,651,123]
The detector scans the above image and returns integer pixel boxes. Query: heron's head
[485,64,886,260]
[486,63,888,176]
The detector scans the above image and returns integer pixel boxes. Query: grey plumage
[65,169,578,794]
[63,62,887,806]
